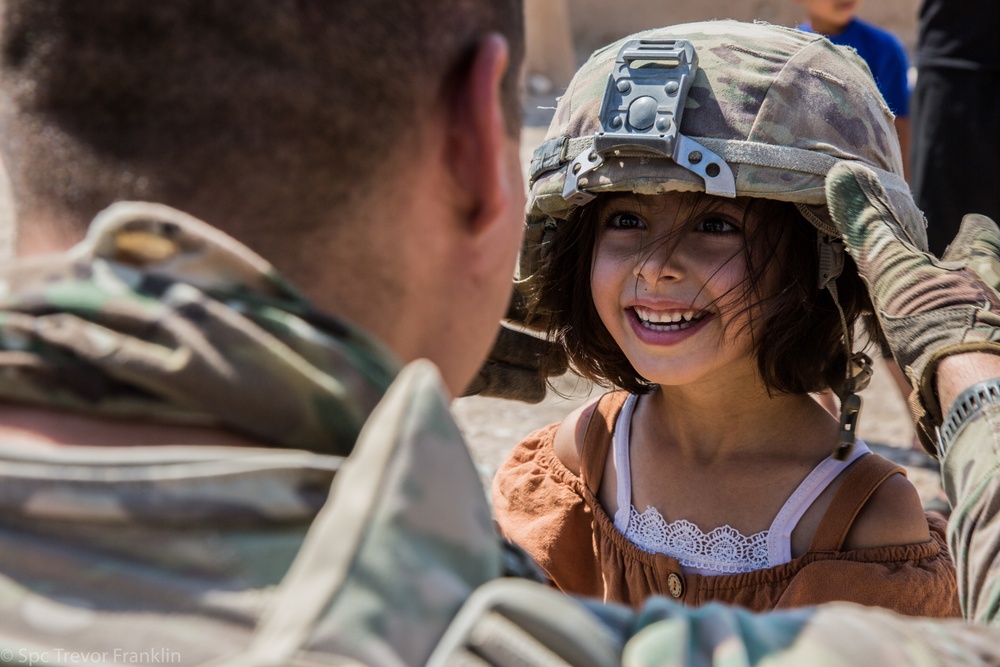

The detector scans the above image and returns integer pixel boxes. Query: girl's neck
[637,377,837,465]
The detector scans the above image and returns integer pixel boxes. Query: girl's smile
[626,304,715,345]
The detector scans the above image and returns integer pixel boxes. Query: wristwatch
[936,378,1000,459]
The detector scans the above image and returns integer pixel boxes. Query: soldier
[0,4,999,667]
[0,0,526,664]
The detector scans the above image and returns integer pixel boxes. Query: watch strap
[937,378,1000,458]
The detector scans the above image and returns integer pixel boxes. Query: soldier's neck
[12,207,88,257]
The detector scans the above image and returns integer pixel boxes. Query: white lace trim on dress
[627,508,770,573]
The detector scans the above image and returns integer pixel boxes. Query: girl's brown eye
[607,212,645,230]
[697,216,737,234]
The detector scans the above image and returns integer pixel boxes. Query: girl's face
[590,192,768,389]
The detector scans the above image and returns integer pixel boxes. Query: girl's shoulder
[842,467,931,550]
[552,395,607,477]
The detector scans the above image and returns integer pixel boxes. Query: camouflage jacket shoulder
[0,201,400,455]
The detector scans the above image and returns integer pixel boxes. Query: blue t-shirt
[798,18,910,117]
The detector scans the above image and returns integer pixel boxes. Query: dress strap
[611,394,639,533]
[807,453,905,553]
[765,440,870,566]
[579,391,629,498]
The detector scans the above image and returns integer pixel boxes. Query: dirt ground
[452,125,944,508]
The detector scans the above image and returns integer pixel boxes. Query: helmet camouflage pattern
[520,20,926,286]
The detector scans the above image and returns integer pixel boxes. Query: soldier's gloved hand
[463,323,569,403]
[825,160,1000,454]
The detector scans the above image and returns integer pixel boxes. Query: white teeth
[634,307,706,331]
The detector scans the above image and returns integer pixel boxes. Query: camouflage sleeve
[622,596,1000,666]
[942,403,1000,623]
[436,577,1000,667]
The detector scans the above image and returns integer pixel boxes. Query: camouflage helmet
[520,20,927,286]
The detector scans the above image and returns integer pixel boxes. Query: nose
[633,238,686,284]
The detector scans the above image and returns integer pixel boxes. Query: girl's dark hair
[528,193,881,397]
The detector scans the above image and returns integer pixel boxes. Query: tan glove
[825,161,1000,454]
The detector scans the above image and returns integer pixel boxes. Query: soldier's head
[522,21,922,398]
[0,0,526,394]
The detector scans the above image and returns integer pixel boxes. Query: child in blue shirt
[796,0,910,180]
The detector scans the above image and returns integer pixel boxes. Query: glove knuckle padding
[827,161,913,256]
[942,215,1000,266]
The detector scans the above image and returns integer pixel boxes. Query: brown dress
[493,391,960,617]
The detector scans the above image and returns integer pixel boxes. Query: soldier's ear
[444,33,515,234]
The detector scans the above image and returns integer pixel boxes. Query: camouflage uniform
[0,201,398,455]
[0,201,493,665]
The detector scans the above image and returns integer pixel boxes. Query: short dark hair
[529,193,880,397]
[0,0,524,251]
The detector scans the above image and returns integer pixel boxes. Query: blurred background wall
[526,0,921,93]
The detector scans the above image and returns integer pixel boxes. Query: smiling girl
[492,21,959,616]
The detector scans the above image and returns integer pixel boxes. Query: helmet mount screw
[664,81,680,95]
[688,151,703,164]
[616,80,632,94]
[655,117,671,132]
[610,116,623,129]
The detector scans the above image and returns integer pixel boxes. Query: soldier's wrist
[936,368,1000,459]
[936,352,1000,416]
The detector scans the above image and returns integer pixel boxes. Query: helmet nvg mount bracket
[562,39,736,205]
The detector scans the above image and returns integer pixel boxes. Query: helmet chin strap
[818,234,873,460]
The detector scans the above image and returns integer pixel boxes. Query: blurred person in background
[911,0,1000,257]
